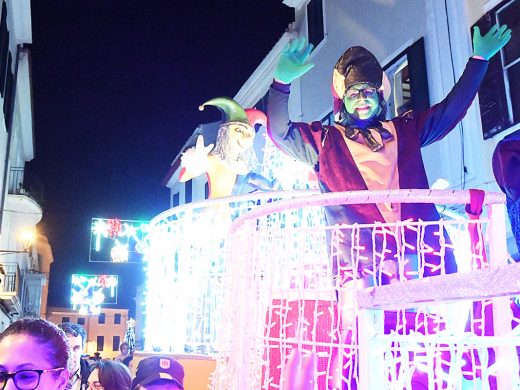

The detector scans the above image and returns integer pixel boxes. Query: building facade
[0,0,48,331]
[47,307,129,359]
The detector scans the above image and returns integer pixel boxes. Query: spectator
[121,355,134,371]
[87,360,131,390]
[59,322,91,390]
[114,342,130,363]
[0,318,70,389]
[131,356,184,390]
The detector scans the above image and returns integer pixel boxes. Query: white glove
[180,135,214,177]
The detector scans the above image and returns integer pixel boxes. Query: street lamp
[0,229,35,255]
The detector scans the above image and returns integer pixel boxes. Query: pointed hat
[199,97,249,125]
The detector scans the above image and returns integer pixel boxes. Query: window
[205,182,209,199]
[384,38,430,118]
[307,0,324,48]
[113,336,120,351]
[172,192,179,207]
[185,180,192,203]
[77,317,85,325]
[114,313,121,324]
[98,313,106,324]
[2,51,13,126]
[474,0,520,138]
[62,317,70,323]
[96,336,104,351]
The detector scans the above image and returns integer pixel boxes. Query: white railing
[211,189,520,390]
[143,190,321,355]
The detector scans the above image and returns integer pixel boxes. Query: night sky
[27,1,294,316]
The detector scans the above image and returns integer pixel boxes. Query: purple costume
[493,130,520,255]
[268,58,488,280]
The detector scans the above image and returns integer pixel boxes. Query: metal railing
[0,263,20,293]
[7,167,25,195]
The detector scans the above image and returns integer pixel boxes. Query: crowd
[0,318,184,390]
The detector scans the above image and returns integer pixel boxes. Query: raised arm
[419,24,511,147]
[267,37,320,166]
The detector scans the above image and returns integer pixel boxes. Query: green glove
[473,24,512,60]
[274,36,315,84]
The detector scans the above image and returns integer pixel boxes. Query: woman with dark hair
[87,361,131,390]
[0,317,70,389]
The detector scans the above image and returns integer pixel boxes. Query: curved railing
[211,189,520,390]
[143,190,320,355]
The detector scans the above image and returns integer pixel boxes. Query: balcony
[0,263,22,316]
[5,167,42,228]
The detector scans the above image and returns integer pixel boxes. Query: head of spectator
[87,360,131,390]
[0,318,70,389]
[119,342,129,356]
[131,356,184,390]
[114,342,130,363]
[58,322,86,376]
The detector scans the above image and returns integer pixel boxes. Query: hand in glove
[179,135,214,181]
[274,36,315,84]
[473,24,512,60]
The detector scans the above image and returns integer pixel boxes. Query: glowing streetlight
[0,228,36,255]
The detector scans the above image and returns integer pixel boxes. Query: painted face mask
[343,83,381,121]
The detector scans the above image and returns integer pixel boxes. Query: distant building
[0,0,48,330]
[47,307,129,359]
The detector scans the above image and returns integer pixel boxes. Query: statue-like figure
[179,97,276,198]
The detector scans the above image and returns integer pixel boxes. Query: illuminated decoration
[141,128,321,355]
[143,187,520,387]
[260,128,318,191]
[107,218,123,238]
[209,189,520,389]
[124,318,136,352]
[142,191,322,355]
[90,218,149,263]
[71,274,119,315]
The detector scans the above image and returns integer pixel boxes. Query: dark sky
[27,1,294,316]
